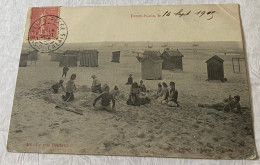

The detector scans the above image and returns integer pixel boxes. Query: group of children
[154,81,180,107]
[51,68,242,113]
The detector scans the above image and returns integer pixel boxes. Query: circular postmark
[28,15,68,53]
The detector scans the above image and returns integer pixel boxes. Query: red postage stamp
[29,7,60,40]
[28,7,68,53]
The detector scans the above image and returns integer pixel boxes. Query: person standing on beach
[62,74,76,102]
[126,74,133,85]
[93,84,115,112]
[91,75,102,93]
[62,65,69,78]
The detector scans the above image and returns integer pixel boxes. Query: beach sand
[7,46,256,159]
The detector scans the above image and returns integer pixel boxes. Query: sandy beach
[7,43,256,159]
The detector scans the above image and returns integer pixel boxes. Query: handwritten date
[162,9,216,20]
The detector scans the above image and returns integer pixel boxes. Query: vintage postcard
[7,4,257,159]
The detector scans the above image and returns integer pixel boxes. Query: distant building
[64,50,80,61]
[28,50,38,62]
[19,50,29,67]
[161,49,184,70]
[140,50,163,80]
[50,50,64,61]
[111,51,120,63]
[79,50,99,67]
[206,55,224,81]
[59,55,77,67]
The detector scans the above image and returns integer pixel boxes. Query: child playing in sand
[157,82,169,103]
[52,80,65,94]
[162,82,179,107]
[62,74,76,102]
[62,65,69,78]
[111,85,120,99]
[198,95,241,113]
[139,80,147,93]
[126,74,133,85]
[93,84,115,112]
[91,75,102,93]
[127,82,150,106]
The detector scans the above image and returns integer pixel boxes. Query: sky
[23,4,243,43]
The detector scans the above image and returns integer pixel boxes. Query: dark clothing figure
[52,80,65,93]
[91,76,102,93]
[62,66,69,77]
[139,84,147,92]
[93,92,115,112]
[62,75,76,102]
[62,92,74,102]
[93,92,115,107]
[127,83,150,106]
[126,76,133,85]
[92,84,102,93]
[167,88,179,107]
[198,95,241,113]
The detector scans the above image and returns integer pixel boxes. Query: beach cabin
[79,50,99,67]
[28,50,38,62]
[111,51,120,63]
[206,55,224,81]
[161,49,184,70]
[140,51,163,80]
[64,50,80,61]
[19,50,29,67]
[50,50,64,61]
[59,55,77,67]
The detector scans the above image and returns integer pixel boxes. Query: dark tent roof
[143,50,162,61]
[162,50,184,57]
[206,55,224,63]
[80,50,99,54]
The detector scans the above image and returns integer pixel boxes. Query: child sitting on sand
[126,74,133,85]
[91,75,102,93]
[127,82,150,106]
[162,81,179,107]
[52,80,65,94]
[157,82,169,103]
[111,85,120,99]
[62,74,76,102]
[93,84,115,112]
[198,95,241,113]
[139,80,147,93]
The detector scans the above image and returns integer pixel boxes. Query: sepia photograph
[7,5,257,160]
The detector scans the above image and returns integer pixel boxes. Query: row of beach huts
[20,49,226,81]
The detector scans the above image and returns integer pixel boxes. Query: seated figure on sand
[52,80,65,93]
[152,83,162,99]
[62,74,76,102]
[161,81,179,107]
[111,85,120,99]
[157,82,169,103]
[127,82,150,106]
[91,75,102,93]
[93,84,115,112]
[126,74,133,85]
[198,95,241,113]
[139,80,147,93]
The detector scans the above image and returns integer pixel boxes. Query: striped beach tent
[79,50,99,67]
